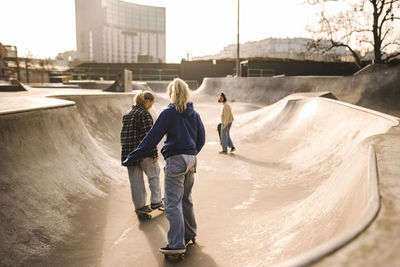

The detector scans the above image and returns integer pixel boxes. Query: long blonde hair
[134,91,155,108]
[167,78,190,113]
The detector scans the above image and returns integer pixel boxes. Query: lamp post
[236,0,240,77]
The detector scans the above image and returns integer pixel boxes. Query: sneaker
[159,246,186,254]
[185,237,196,245]
[219,151,227,154]
[151,201,164,210]
[230,147,236,153]
[136,205,152,213]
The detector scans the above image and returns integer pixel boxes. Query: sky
[0,0,318,63]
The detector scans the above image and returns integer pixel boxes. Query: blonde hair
[167,78,190,113]
[134,91,155,108]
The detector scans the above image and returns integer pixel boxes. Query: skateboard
[162,237,196,260]
[217,123,222,143]
[135,207,164,220]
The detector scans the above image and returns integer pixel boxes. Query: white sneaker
[159,246,186,254]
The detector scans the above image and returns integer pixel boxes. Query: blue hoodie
[123,102,205,165]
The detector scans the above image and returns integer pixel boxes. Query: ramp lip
[297,97,400,126]
[275,145,381,267]
[0,92,140,115]
[0,101,76,115]
[46,92,138,98]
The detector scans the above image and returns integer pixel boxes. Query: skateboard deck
[135,207,164,220]
[217,123,222,143]
[162,238,196,260]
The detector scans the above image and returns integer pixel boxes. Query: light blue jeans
[221,122,234,152]
[164,154,197,249]
[127,157,162,210]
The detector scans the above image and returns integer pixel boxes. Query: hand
[224,126,227,131]
[153,157,159,164]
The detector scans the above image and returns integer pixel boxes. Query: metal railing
[247,68,275,77]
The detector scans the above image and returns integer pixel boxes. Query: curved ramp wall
[195,76,346,105]
[1,88,399,266]
[195,64,400,110]
[48,93,167,160]
[0,103,124,266]
[227,96,399,266]
[277,145,380,266]
[48,94,136,159]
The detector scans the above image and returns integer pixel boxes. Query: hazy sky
[0,0,317,62]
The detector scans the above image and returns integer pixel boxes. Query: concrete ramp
[47,94,136,159]
[224,96,398,266]
[0,79,29,92]
[47,92,170,159]
[194,76,345,105]
[1,84,400,266]
[0,99,125,266]
[195,64,400,114]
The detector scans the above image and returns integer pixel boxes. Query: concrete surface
[195,64,400,116]
[1,67,400,266]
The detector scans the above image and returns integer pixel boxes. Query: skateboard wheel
[137,214,151,220]
[178,254,184,260]
[164,254,168,259]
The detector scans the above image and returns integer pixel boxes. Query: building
[75,0,165,63]
[194,37,354,62]
[56,50,78,63]
[0,43,19,81]
[0,43,6,80]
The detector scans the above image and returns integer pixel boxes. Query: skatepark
[1,64,400,266]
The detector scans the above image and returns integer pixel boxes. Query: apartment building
[75,0,165,63]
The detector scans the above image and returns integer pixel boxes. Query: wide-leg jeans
[164,154,197,249]
[221,122,234,152]
[127,157,162,210]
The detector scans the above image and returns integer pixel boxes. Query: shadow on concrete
[228,153,291,169]
[138,214,218,267]
[23,195,109,267]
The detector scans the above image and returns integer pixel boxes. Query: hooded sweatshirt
[124,102,205,163]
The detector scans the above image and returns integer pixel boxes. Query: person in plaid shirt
[123,79,205,255]
[120,91,163,213]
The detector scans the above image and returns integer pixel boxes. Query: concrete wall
[195,63,400,115]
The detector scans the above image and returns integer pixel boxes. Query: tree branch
[330,40,362,67]
[384,51,400,61]
[380,0,395,24]
[381,28,391,42]
[381,41,400,50]
[374,0,385,17]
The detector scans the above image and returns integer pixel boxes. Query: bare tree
[306,0,400,66]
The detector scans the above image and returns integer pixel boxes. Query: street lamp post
[236,0,240,77]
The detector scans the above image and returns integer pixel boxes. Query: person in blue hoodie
[123,78,206,255]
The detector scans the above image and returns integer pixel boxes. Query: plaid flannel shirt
[120,105,158,166]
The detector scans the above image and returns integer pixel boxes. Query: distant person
[123,78,206,255]
[120,91,163,213]
[218,92,235,153]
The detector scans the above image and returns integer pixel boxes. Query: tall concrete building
[75,0,165,63]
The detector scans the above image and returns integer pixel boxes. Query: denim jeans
[164,154,197,249]
[221,122,234,152]
[127,157,162,210]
